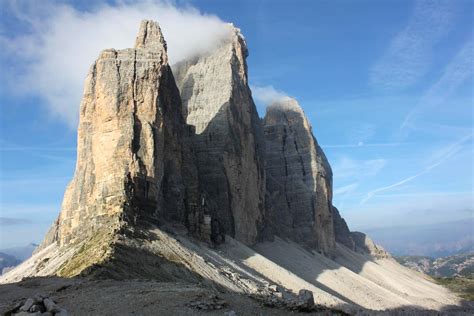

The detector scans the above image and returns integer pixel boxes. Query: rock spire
[263,98,335,254]
[39,20,187,248]
[173,26,266,245]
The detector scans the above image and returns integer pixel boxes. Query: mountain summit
[0,20,463,314]
[37,20,187,250]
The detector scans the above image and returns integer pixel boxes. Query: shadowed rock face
[173,26,265,245]
[263,99,335,255]
[332,206,356,251]
[39,20,187,248]
[351,232,391,260]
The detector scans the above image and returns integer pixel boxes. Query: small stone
[224,311,237,316]
[29,304,46,313]
[296,289,314,310]
[268,284,278,292]
[33,294,45,303]
[43,298,61,313]
[9,300,23,313]
[29,303,46,313]
[20,298,35,311]
[56,309,69,316]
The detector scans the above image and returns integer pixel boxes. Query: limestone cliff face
[40,21,187,248]
[37,19,372,260]
[173,27,265,245]
[263,99,335,254]
[351,232,391,260]
[332,206,356,251]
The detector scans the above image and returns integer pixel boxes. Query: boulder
[296,289,314,311]
[19,298,34,312]
[29,304,45,313]
[43,298,62,313]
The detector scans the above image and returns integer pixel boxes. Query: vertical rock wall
[173,27,265,245]
[263,99,336,254]
[38,19,354,256]
[40,21,187,247]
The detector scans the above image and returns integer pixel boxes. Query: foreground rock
[187,294,227,310]
[0,278,354,316]
[6,295,67,316]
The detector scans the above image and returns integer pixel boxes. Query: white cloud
[369,0,456,90]
[251,85,291,106]
[2,0,231,128]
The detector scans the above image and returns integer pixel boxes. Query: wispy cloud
[334,182,359,195]
[0,217,32,226]
[370,0,457,90]
[250,84,292,116]
[347,191,473,230]
[322,142,410,148]
[361,133,473,204]
[400,39,474,135]
[333,157,386,180]
[251,85,291,105]
[332,157,386,210]
[348,123,376,146]
[2,0,231,128]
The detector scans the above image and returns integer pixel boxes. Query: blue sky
[0,0,472,248]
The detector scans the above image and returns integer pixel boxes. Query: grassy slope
[434,277,474,301]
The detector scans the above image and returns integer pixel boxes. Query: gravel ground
[0,277,345,316]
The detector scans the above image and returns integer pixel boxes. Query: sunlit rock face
[39,20,188,248]
[263,99,336,255]
[173,26,266,245]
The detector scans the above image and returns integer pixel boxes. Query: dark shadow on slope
[175,96,393,311]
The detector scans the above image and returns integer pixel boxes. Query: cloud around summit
[1,0,231,128]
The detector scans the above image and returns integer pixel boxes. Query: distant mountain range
[0,243,37,275]
[365,218,473,257]
[395,253,473,278]
[0,252,20,275]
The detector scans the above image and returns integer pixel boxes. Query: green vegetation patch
[57,228,115,277]
[435,277,474,301]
